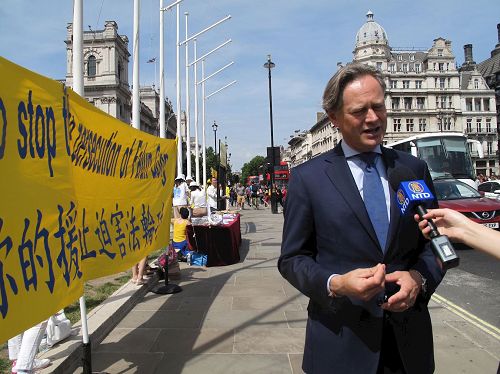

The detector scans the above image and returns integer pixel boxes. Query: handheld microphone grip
[415,205,440,239]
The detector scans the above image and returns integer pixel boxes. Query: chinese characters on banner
[0,57,177,342]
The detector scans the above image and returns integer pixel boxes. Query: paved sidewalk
[42,207,499,373]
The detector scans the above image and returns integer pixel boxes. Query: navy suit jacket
[278,144,444,374]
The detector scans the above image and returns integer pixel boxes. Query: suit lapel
[324,145,381,252]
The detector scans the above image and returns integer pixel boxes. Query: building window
[393,118,401,132]
[87,55,96,77]
[392,97,400,110]
[474,79,479,89]
[419,118,426,132]
[406,118,414,132]
[440,96,446,108]
[410,54,415,61]
[437,49,443,57]
[402,63,408,73]
[376,62,382,71]
[415,63,421,73]
[476,118,482,133]
[390,80,397,89]
[466,98,472,111]
[466,118,472,133]
[402,80,410,89]
[439,63,444,71]
[487,142,493,154]
[397,55,403,61]
[486,118,492,132]
[389,63,396,73]
[483,98,490,111]
[415,80,422,89]
[118,61,122,81]
[404,97,412,110]
[443,117,452,131]
[448,96,452,109]
[439,78,445,89]
[416,97,425,109]
[474,98,481,111]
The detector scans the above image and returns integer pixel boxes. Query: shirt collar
[341,140,382,159]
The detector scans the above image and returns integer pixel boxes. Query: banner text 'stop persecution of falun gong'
[0,56,177,343]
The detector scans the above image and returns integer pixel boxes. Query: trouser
[9,320,48,373]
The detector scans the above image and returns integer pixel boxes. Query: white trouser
[8,320,48,373]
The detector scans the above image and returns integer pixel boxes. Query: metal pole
[179,15,231,46]
[185,12,192,179]
[193,39,200,183]
[202,60,207,193]
[72,2,91,372]
[265,55,278,214]
[159,0,165,138]
[176,2,182,174]
[132,0,140,130]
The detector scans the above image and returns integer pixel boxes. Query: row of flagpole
[71,0,236,372]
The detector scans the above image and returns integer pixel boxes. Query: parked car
[477,181,500,200]
[433,179,500,231]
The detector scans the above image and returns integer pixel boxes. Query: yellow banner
[0,57,176,342]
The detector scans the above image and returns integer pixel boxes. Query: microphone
[388,166,459,270]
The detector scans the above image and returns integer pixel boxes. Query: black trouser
[377,314,406,374]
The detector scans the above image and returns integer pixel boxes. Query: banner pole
[73,1,92,373]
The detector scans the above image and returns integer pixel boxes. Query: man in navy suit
[278,63,444,374]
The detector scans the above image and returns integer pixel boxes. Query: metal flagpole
[72,2,92,372]
[159,0,183,139]
[176,2,182,174]
[193,38,200,183]
[185,12,192,180]
[132,0,140,130]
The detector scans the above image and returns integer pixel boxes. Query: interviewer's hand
[330,263,386,301]
[382,270,421,312]
[414,208,467,243]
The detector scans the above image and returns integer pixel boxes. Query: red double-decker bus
[260,161,289,188]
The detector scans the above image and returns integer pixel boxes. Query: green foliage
[241,155,266,183]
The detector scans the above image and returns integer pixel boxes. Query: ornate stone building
[64,21,176,138]
[289,11,498,175]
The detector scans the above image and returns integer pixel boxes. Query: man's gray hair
[322,63,386,114]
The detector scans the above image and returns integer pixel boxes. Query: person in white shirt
[189,181,207,217]
[207,177,218,212]
[172,174,188,218]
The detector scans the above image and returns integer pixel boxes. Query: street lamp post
[212,121,219,209]
[264,55,278,214]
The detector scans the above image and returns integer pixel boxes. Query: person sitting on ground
[171,207,191,261]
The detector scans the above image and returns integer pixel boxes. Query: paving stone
[232,296,302,312]
[284,311,308,328]
[151,328,234,354]
[118,310,205,329]
[233,327,305,354]
[96,327,161,353]
[289,353,305,374]
[202,309,289,329]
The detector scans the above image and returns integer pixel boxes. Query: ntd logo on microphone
[395,180,435,215]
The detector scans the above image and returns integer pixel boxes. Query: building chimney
[464,44,474,64]
[337,62,343,70]
[497,23,500,44]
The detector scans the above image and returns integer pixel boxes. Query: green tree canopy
[241,155,266,183]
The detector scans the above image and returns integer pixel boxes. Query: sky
[1,0,500,172]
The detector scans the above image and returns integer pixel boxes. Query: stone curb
[38,275,156,374]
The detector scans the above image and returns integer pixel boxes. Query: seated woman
[171,207,191,260]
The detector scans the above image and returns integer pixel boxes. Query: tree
[241,155,266,183]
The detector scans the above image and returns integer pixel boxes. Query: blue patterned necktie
[359,152,388,252]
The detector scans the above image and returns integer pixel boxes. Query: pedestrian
[172,174,188,218]
[278,63,443,374]
[207,177,218,212]
[236,183,246,210]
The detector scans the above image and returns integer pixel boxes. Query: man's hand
[330,263,386,301]
[381,270,421,312]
